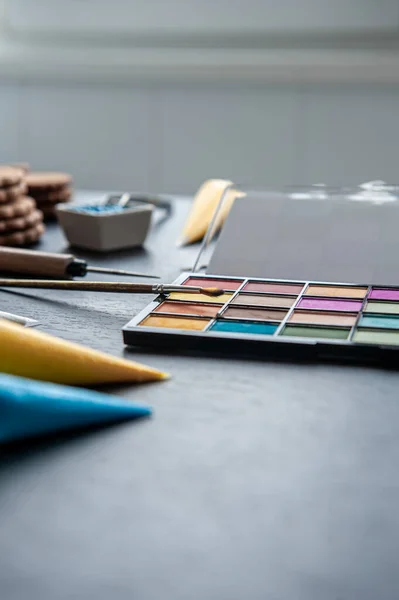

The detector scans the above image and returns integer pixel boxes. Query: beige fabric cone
[178,179,237,246]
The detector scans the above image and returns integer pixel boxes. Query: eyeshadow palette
[123,274,399,364]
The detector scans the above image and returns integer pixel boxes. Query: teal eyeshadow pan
[210,320,278,336]
[358,315,399,330]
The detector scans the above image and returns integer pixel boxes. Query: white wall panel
[157,86,301,194]
[301,85,399,185]
[20,84,153,190]
[0,82,398,192]
[6,0,399,36]
[0,85,21,164]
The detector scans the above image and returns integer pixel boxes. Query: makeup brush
[0,279,224,297]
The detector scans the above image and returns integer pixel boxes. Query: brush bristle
[202,287,225,297]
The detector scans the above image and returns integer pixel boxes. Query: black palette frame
[123,273,399,366]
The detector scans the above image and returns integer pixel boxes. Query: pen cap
[0,247,74,278]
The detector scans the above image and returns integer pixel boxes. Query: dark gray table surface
[1,194,399,600]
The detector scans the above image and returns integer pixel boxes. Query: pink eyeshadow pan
[369,289,399,301]
[243,281,303,294]
[297,298,363,312]
[183,277,243,291]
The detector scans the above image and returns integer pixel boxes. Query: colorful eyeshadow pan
[353,330,399,346]
[369,288,399,301]
[140,315,209,331]
[231,294,296,308]
[358,315,399,329]
[168,292,232,304]
[183,277,243,291]
[154,301,220,318]
[281,325,350,340]
[211,320,278,335]
[243,281,303,294]
[304,285,367,299]
[223,307,288,321]
[123,275,399,363]
[364,301,399,315]
[288,311,357,327]
[297,298,363,312]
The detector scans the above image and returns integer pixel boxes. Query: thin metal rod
[86,266,160,279]
[106,193,172,211]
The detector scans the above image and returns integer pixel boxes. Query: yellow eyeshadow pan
[168,292,232,304]
[139,315,210,331]
[305,285,368,299]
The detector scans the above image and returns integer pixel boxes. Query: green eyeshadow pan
[281,325,350,340]
[364,302,399,315]
[353,330,399,346]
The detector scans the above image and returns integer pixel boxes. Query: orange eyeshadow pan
[304,285,367,299]
[140,315,210,331]
[153,301,220,318]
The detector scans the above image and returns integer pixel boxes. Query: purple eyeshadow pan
[369,289,399,301]
[296,298,363,312]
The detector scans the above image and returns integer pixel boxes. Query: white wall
[6,0,399,37]
[2,0,399,194]
[1,82,399,194]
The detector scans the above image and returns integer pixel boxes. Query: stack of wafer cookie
[0,166,45,247]
[26,172,73,220]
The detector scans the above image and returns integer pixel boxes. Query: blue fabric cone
[0,373,152,443]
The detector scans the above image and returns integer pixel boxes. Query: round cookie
[0,209,43,233]
[11,162,30,173]
[40,206,59,220]
[0,166,24,188]
[0,196,36,219]
[32,186,72,203]
[0,181,28,204]
[27,172,72,190]
[0,222,45,247]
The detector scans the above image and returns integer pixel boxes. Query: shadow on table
[0,418,148,470]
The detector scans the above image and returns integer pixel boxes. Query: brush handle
[0,279,154,293]
[0,247,74,278]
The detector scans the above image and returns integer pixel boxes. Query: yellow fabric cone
[0,319,168,386]
[178,179,235,246]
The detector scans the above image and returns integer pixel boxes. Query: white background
[5,0,399,37]
[1,1,399,193]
